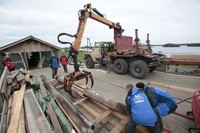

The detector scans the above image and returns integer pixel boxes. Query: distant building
[0,35,60,71]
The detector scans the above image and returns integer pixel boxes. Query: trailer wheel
[85,57,95,68]
[113,58,128,74]
[130,60,149,79]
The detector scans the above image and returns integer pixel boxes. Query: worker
[60,53,68,73]
[2,55,15,72]
[125,83,161,133]
[107,51,112,73]
[50,53,59,79]
[143,82,178,131]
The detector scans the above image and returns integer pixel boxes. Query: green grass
[58,50,86,63]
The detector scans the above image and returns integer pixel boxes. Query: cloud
[0,0,200,48]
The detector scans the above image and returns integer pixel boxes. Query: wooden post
[40,75,93,133]
[56,75,129,115]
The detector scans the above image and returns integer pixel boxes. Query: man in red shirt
[60,53,68,72]
[2,55,15,72]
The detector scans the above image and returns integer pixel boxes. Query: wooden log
[7,81,26,133]
[16,72,25,82]
[6,75,13,85]
[39,81,63,133]
[40,74,93,133]
[25,73,30,83]
[7,70,19,79]
[29,76,37,85]
[24,89,53,133]
[56,75,128,115]
[148,81,195,93]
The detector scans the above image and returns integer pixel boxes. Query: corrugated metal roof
[0,35,61,51]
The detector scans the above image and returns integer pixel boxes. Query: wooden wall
[1,40,57,53]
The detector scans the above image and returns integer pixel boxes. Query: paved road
[31,64,200,104]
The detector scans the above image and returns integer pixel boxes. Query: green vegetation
[58,50,86,63]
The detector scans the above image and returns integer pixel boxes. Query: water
[151,46,200,57]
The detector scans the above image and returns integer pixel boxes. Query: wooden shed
[0,35,61,70]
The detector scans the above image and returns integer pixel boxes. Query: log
[7,70,19,79]
[56,75,128,115]
[6,75,13,85]
[25,73,30,83]
[40,74,93,133]
[148,81,195,93]
[16,72,25,82]
[39,80,63,133]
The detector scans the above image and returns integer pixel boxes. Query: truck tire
[113,58,128,74]
[85,57,95,68]
[130,60,149,79]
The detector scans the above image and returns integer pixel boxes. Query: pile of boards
[0,68,71,133]
[0,67,131,133]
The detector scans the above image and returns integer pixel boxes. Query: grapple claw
[63,70,94,96]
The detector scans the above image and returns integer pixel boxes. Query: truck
[58,3,165,79]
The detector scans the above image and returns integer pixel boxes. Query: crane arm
[74,3,123,51]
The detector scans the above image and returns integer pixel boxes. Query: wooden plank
[91,110,112,125]
[24,91,40,133]
[110,116,129,133]
[78,101,100,118]
[39,81,63,133]
[56,84,64,90]
[17,105,26,133]
[73,97,88,105]
[7,81,26,133]
[6,95,13,127]
[24,89,53,133]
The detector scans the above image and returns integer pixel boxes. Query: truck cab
[84,41,114,68]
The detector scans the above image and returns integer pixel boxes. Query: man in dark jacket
[50,53,59,79]
[125,82,177,133]
[125,83,160,133]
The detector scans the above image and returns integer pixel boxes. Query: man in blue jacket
[125,82,177,133]
[125,83,160,133]
[50,53,59,79]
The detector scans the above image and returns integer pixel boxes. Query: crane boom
[74,3,123,51]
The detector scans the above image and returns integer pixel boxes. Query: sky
[0,0,200,48]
